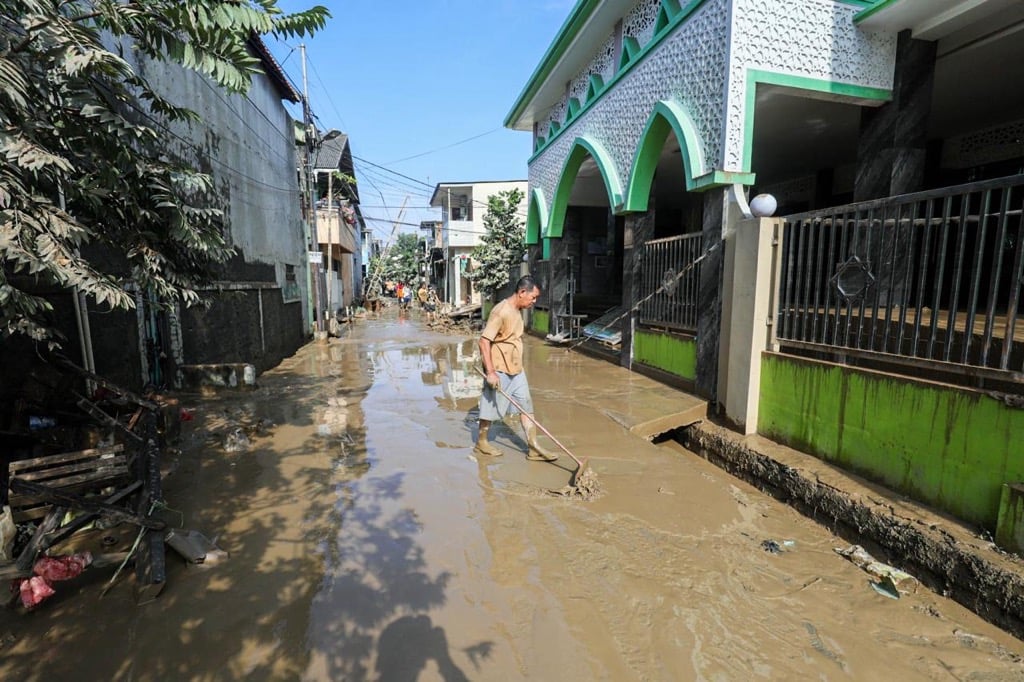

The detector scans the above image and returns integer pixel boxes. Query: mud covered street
[1,310,1023,680]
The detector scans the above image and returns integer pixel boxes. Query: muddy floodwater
[2,310,1023,680]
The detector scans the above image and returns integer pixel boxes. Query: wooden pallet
[8,445,130,523]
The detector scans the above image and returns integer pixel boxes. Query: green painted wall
[633,329,697,380]
[758,353,1024,529]
[531,308,550,334]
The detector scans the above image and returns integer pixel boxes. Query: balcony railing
[777,174,1024,384]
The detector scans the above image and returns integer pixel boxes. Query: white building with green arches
[507,0,1024,545]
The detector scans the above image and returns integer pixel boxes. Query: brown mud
[0,308,1022,680]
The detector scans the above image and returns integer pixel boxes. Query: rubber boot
[474,420,503,457]
[525,425,558,461]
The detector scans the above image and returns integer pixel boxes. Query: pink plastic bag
[18,576,55,608]
[33,552,92,582]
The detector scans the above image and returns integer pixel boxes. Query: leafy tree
[467,188,525,298]
[366,232,423,289]
[0,1,329,341]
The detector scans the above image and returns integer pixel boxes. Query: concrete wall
[530,309,551,335]
[134,59,307,274]
[95,44,310,385]
[181,283,303,375]
[758,353,1024,530]
[632,329,697,381]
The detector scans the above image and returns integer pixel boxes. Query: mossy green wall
[531,309,550,334]
[633,329,697,380]
[758,353,1024,529]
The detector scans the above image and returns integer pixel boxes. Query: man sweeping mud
[475,275,558,462]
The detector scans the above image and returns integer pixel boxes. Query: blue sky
[269,1,576,242]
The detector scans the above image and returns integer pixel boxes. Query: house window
[282,263,300,303]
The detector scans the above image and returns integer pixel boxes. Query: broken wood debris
[1,356,180,609]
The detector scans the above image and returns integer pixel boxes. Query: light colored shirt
[481,298,524,375]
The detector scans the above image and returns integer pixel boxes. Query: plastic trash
[165,529,225,565]
[223,427,250,452]
[0,506,16,562]
[870,575,901,600]
[835,544,916,595]
[28,416,56,430]
[761,539,795,554]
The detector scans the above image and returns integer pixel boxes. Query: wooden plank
[74,394,143,443]
[15,506,65,573]
[54,356,158,410]
[11,455,128,484]
[9,445,125,473]
[135,410,165,604]
[9,466,131,509]
[9,479,164,530]
[45,481,143,548]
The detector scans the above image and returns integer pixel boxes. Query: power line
[308,56,349,133]
[358,204,434,209]
[356,164,432,197]
[352,155,434,189]
[360,215,497,237]
[385,127,502,164]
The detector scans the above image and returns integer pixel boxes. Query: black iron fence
[638,233,703,332]
[778,174,1024,382]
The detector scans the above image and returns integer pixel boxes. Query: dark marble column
[854,30,936,201]
[548,232,570,322]
[696,188,725,401]
[853,31,936,308]
[620,200,656,368]
[526,243,546,308]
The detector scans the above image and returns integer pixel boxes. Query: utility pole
[300,44,324,336]
[445,187,451,305]
[366,196,409,296]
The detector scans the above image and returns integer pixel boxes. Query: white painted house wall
[438,180,527,305]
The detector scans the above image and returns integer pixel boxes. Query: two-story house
[429,180,528,306]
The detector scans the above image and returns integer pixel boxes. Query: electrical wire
[308,57,349,133]
[385,127,502,164]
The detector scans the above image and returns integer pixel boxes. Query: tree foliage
[367,232,423,289]
[467,188,526,298]
[0,0,329,341]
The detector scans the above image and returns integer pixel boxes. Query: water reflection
[302,327,489,679]
[417,339,483,407]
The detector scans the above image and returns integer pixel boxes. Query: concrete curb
[676,421,1024,641]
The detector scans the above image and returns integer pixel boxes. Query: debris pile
[0,355,184,608]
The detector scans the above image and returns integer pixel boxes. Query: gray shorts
[478,371,533,421]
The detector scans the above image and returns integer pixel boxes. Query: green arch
[526,187,547,245]
[624,100,706,212]
[547,136,624,239]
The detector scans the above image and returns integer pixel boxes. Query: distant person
[395,282,406,311]
[423,285,438,323]
[475,275,557,462]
